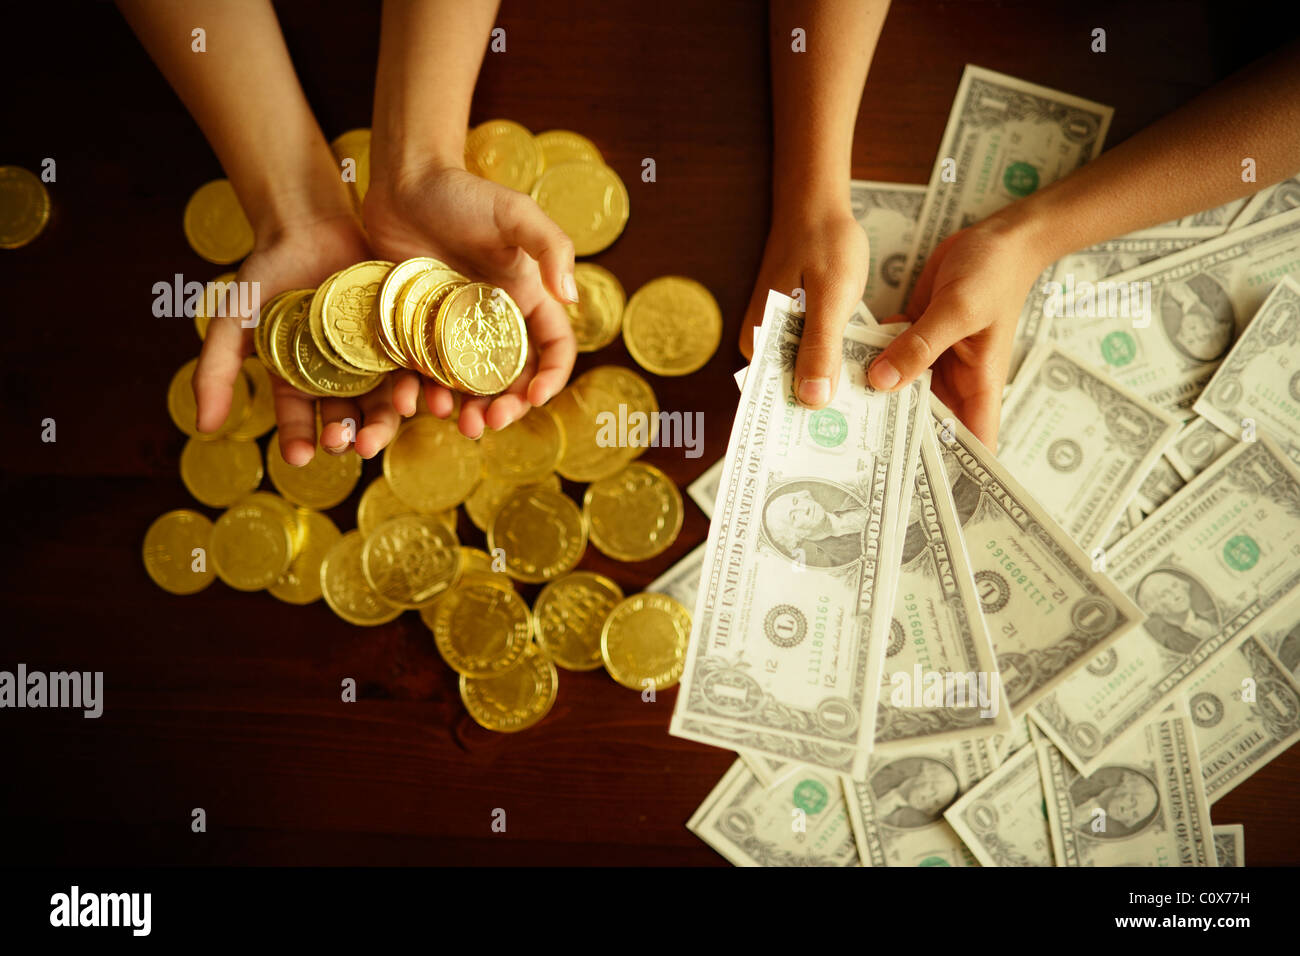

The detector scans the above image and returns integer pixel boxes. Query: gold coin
[211,497,295,591]
[330,128,371,207]
[534,572,624,671]
[432,578,532,677]
[142,509,215,595]
[622,276,722,376]
[320,530,403,626]
[394,267,466,374]
[266,429,362,509]
[293,311,385,397]
[253,289,292,361]
[531,161,629,256]
[459,643,558,733]
[550,365,658,481]
[535,130,603,168]
[356,476,415,536]
[376,257,439,365]
[183,179,253,264]
[566,263,625,351]
[487,487,587,583]
[0,165,51,249]
[465,119,543,192]
[480,406,563,483]
[600,593,692,690]
[383,415,482,512]
[179,436,264,508]
[193,271,237,340]
[411,278,464,387]
[584,462,683,561]
[266,292,319,394]
[361,514,461,609]
[243,490,306,554]
[459,546,497,575]
[227,358,277,440]
[415,547,504,630]
[465,473,561,532]
[167,357,251,440]
[321,260,399,373]
[435,283,528,395]
[269,509,341,604]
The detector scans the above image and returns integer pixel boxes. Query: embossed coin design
[460,643,559,733]
[601,593,692,690]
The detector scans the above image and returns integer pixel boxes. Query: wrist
[241,153,358,249]
[983,196,1063,273]
[771,178,854,233]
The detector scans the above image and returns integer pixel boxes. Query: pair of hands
[740,207,1045,449]
[195,168,578,466]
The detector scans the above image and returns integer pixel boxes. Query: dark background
[2,0,1297,866]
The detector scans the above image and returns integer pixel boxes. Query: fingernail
[325,440,347,455]
[869,358,900,390]
[797,377,830,406]
[561,273,579,303]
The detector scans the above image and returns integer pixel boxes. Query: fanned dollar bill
[1257,590,1300,679]
[928,398,1143,714]
[686,460,724,519]
[1000,344,1181,549]
[875,425,1011,748]
[647,542,706,610]
[1166,417,1240,482]
[1051,207,1300,414]
[1132,454,1186,517]
[902,65,1113,302]
[687,759,860,866]
[850,179,926,319]
[1038,710,1216,866]
[670,291,928,777]
[1212,824,1245,867]
[1193,275,1300,465]
[1184,635,1300,803]
[1032,436,1300,775]
[945,743,1054,866]
[1126,197,1250,240]
[1016,234,1199,382]
[1230,175,1300,230]
[842,736,998,866]
[992,714,1034,764]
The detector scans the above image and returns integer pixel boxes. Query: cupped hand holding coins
[156,121,722,735]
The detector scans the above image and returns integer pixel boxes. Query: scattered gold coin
[179,436,264,508]
[480,406,563,484]
[0,165,51,249]
[584,462,683,561]
[320,530,402,626]
[360,514,461,609]
[269,509,341,605]
[622,276,722,376]
[534,572,624,671]
[183,178,253,264]
[460,643,559,733]
[488,486,587,583]
[566,263,625,351]
[211,497,296,591]
[551,365,658,482]
[384,415,482,512]
[465,119,544,192]
[266,430,362,510]
[465,473,562,533]
[356,476,415,536]
[431,578,533,677]
[601,593,692,691]
[142,509,215,595]
[531,161,629,256]
[330,128,371,208]
[535,129,603,168]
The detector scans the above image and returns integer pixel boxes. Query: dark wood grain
[1,0,1296,866]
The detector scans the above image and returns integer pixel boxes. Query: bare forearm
[370,0,501,189]
[118,0,352,238]
[1005,41,1300,262]
[769,0,890,220]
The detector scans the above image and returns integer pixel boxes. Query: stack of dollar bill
[653,65,1300,867]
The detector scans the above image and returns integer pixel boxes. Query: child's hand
[362,166,578,439]
[195,215,421,465]
[868,216,1046,448]
[739,210,869,407]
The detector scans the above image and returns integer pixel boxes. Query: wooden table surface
[2,0,1297,866]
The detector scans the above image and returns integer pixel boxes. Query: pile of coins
[155,120,720,734]
[253,258,528,399]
